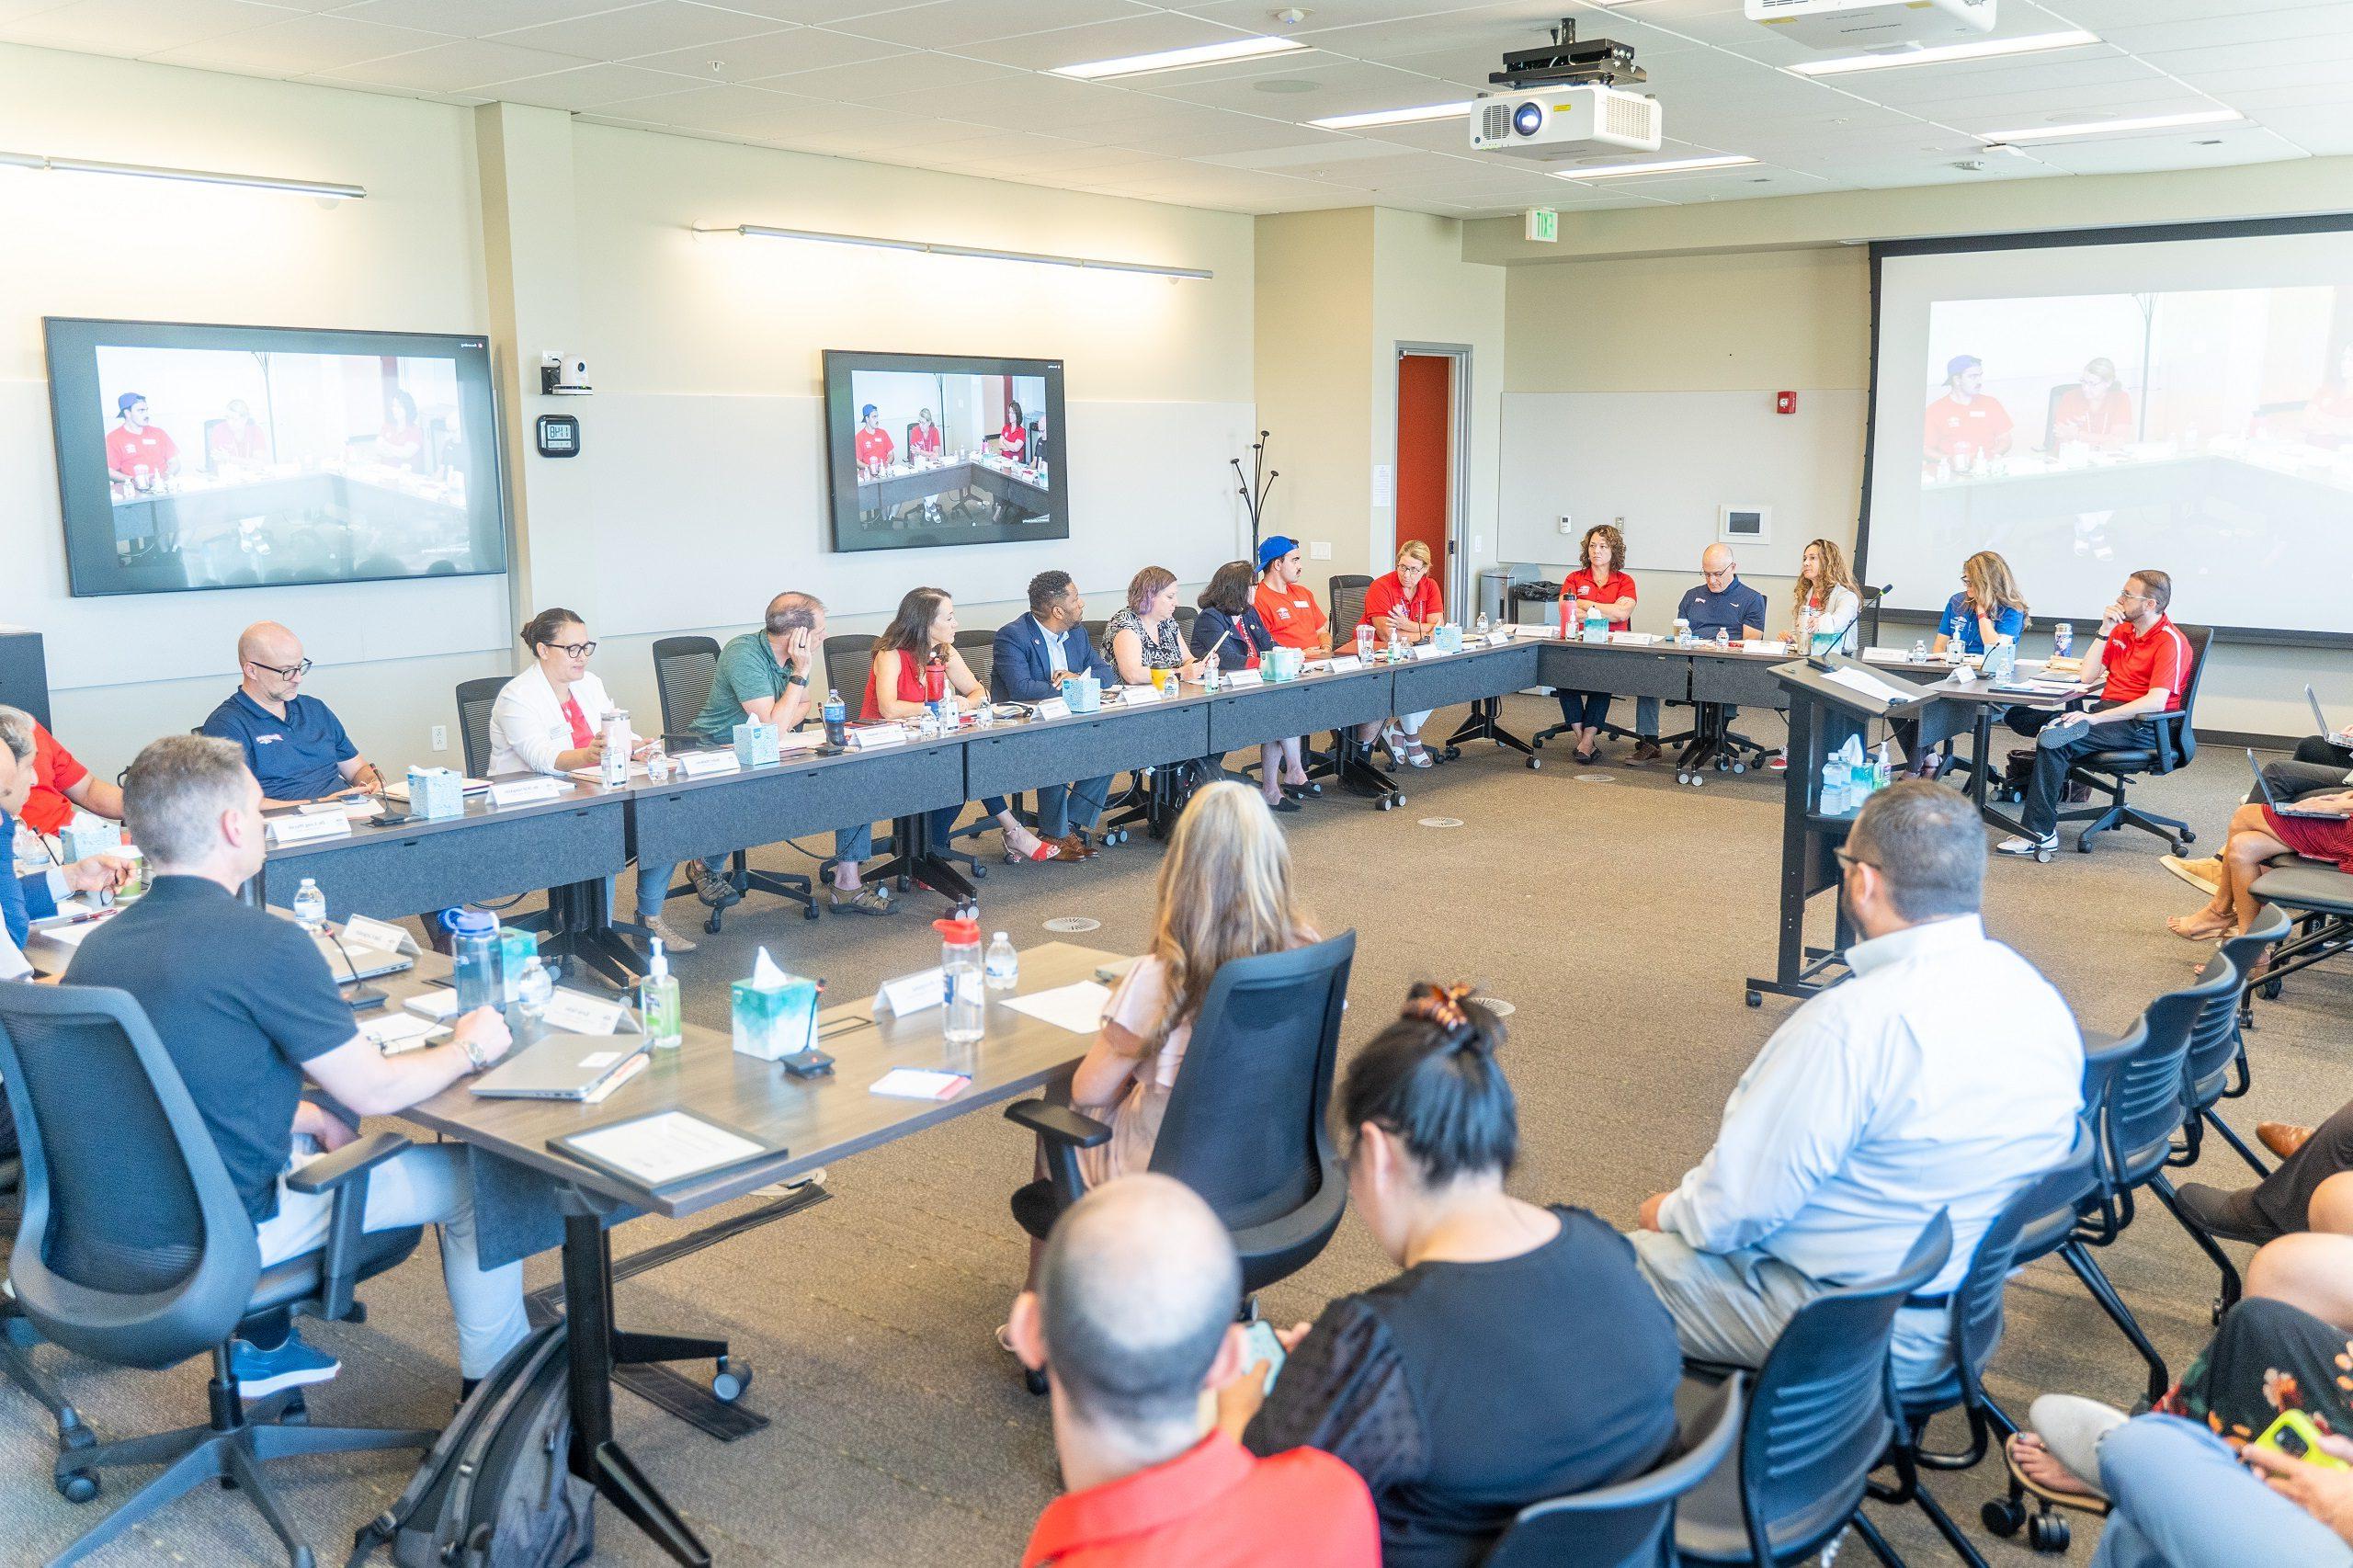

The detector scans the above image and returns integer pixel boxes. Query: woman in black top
[1189,559,1302,814]
[1219,983,1683,1568]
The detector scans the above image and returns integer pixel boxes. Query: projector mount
[1489,18,1646,91]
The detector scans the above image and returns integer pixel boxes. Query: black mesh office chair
[0,984,433,1562]
[1485,1378,1743,1568]
[2059,623,2211,854]
[454,676,505,778]
[1328,574,1371,648]
[650,636,815,928]
[1173,605,1198,636]
[1006,932,1357,1393]
[1078,619,1108,665]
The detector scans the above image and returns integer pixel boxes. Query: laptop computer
[312,933,413,984]
[2248,749,2341,820]
[2312,684,2336,739]
[472,1032,648,1100]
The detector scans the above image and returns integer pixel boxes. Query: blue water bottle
[444,907,500,1014]
[823,687,847,748]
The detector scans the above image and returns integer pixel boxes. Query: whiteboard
[1497,390,1867,575]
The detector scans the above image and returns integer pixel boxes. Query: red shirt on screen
[1923,394,2013,460]
[21,722,90,837]
[2052,387,2132,446]
[1360,571,1441,635]
[105,423,177,478]
[1254,582,1328,651]
[909,422,942,457]
[1020,1434,1378,1568]
[854,426,894,469]
[1561,567,1637,632]
[999,422,1028,461]
[210,419,267,463]
[2101,614,2190,711]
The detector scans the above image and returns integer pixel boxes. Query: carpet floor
[5,696,2344,1565]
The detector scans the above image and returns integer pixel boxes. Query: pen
[59,909,117,927]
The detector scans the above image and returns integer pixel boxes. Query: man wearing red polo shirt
[2000,568,2192,858]
[852,403,894,472]
[1013,1175,1377,1568]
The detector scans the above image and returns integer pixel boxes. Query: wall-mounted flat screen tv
[45,317,507,597]
[821,350,1068,553]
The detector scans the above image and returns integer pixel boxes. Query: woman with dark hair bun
[1217,983,1682,1568]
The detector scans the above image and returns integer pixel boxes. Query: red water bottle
[924,647,949,704]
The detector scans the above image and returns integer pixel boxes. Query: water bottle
[2052,622,2075,660]
[1355,625,1374,663]
[514,957,552,1033]
[292,877,326,933]
[823,688,847,748]
[1911,638,1927,664]
[446,907,500,1014]
[984,931,1019,992]
[936,915,984,1046]
[975,695,996,728]
[1820,758,1847,816]
[1474,610,1490,635]
[601,710,631,787]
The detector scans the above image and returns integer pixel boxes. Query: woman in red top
[2170,790,2353,962]
[1355,541,1445,767]
[864,586,1060,863]
[997,402,1029,463]
[1552,524,1638,764]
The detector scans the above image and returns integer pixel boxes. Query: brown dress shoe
[2257,1121,2313,1161]
[1631,739,1664,764]
[1051,834,1097,861]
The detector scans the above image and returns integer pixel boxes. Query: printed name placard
[488,778,568,809]
[1032,698,1072,721]
[676,750,742,778]
[266,812,352,847]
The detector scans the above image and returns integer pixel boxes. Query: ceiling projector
[1470,19,1663,160]
[1745,0,1995,51]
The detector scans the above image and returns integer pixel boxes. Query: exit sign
[1524,208,1558,244]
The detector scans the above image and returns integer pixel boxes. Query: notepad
[1003,981,1112,1035]
[870,1068,971,1100]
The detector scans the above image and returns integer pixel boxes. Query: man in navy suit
[991,572,1117,859]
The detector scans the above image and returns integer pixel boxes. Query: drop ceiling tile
[860,71,1152,128]
[1177,0,1497,30]
[830,0,1154,51]
[0,0,72,19]
[2061,0,2343,22]
[315,37,597,88]
[745,49,1019,99]
[2103,3,2353,57]
[1894,85,2221,130]
[470,60,704,107]
[331,0,625,36]
[1128,56,1457,117]
[1,0,290,58]
[682,0,920,20]
[2141,28,2353,77]
[936,12,1271,72]
[1824,51,2167,109]
[2255,103,2353,153]
[1107,119,1353,157]
[576,79,813,130]
[2018,129,2308,176]
[2160,56,2353,94]
[490,0,782,57]
[147,11,446,73]
[643,25,905,79]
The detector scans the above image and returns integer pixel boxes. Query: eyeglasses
[246,658,313,679]
[2117,590,2152,605]
[550,641,598,658]
[1833,846,1879,872]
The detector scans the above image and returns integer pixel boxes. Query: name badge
[1327,655,1362,673]
[489,778,569,808]
[873,968,945,1016]
[676,750,742,778]
[265,812,351,847]
[1032,697,1071,721]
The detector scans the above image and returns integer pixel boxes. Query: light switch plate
[1310,541,1332,561]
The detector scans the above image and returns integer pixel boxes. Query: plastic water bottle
[936,915,984,1046]
[446,907,500,1014]
[601,710,631,787]
[1820,759,1847,816]
[292,877,326,933]
[1911,639,1927,664]
[823,688,847,748]
[1474,610,1490,636]
[984,931,1019,992]
[514,957,552,1032]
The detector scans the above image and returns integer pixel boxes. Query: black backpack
[347,1321,595,1568]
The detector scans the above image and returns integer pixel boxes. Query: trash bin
[1477,566,1517,627]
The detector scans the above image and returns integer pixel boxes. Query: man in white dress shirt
[1631,779,2083,1389]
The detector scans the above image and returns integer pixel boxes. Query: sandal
[1005,838,1063,864]
[2166,913,2234,942]
[2003,1434,2110,1517]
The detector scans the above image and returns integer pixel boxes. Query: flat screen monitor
[821,350,1068,553]
[45,317,507,597]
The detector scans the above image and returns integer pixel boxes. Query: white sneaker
[641,914,699,954]
[2160,855,2223,894]
[1996,834,2057,858]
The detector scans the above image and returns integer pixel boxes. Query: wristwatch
[784,672,810,689]
[460,1032,491,1073]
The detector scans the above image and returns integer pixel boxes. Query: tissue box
[407,766,466,820]
[733,721,781,767]
[1433,623,1464,653]
[733,970,822,1061]
[60,815,123,861]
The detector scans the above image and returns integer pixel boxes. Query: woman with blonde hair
[1934,550,2029,658]
[1107,564,1203,687]
[1356,540,1447,767]
[1001,781,1317,1335]
[1788,538,1862,655]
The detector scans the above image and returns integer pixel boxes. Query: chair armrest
[285,1131,413,1195]
[2147,709,2190,774]
[1004,1099,1111,1148]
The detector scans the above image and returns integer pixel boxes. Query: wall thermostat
[535,414,580,458]
[1718,505,1770,545]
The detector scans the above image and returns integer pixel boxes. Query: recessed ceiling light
[1552,153,1757,180]
[1051,35,1306,80]
[1982,108,2244,144]
[1789,28,2100,77]
[1307,100,1471,130]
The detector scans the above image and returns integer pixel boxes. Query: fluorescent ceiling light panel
[1051,36,1305,80]
[0,149,363,199]
[1554,153,1756,180]
[1789,28,2101,77]
[1982,108,2245,144]
[701,223,1213,278]
[1308,101,1472,131]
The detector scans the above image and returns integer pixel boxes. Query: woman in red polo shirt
[1552,524,1637,764]
[1357,541,1445,767]
[997,402,1028,463]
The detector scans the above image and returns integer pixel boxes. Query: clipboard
[549,1108,788,1194]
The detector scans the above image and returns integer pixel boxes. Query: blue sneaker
[230,1330,340,1398]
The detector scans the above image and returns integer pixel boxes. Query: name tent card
[676,750,741,779]
[873,968,945,1017]
[489,778,568,809]
[1031,697,1072,721]
[266,812,352,848]
[1327,655,1362,674]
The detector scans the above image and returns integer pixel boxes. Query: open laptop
[472,1032,648,1100]
[2312,684,2336,740]
[2248,749,2341,820]
[312,933,414,985]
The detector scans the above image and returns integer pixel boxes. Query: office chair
[2176,904,2289,1178]
[1328,574,1371,648]
[1672,1212,1953,1566]
[453,676,504,778]
[822,634,985,892]
[2040,383,2079,453]
[1078,619,1108,664]
[0,984,433,1564]
[1006,932,1357,1392]
[2242,857,2353,1005]
[1485,1377,1742,1568]
[650,636,815,929]
[2057,623,2211,854]
[1173,604,1199,636]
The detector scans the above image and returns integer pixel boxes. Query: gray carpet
[6,697,2346,1565]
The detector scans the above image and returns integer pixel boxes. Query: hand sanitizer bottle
[640,937,683,1049]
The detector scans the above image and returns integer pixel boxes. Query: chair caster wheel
[2261,979,2283,1000]
[280,1393,309,1426]
[1376,798,1393,812]
[2181,829,2197,846]
[1745,991,1762,1008]
[1444,746,1461,762]
[1527,756,1541,769]
[1731,761,1746,775]
[2028,1510,2071,1553]
[705,914,722,935]
[1024,1365,1049,1397]
[56,1469,98,1504]
[2037,847,2054,864]
[802,904,820,920]
[711,1357,752,1402]
[972,864,987,880]
[1982,1497,2026,1538]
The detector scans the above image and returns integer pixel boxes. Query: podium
[1745,653,1980,1007]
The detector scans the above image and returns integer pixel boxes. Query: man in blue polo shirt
[1624,543,1770,762]
[200,622,386,808]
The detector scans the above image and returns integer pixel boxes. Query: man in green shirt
[694,591,894,916]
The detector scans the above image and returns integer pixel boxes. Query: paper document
[541,987,627,1036]
[870,1068,972,1101]
[1821,666,1917,708]
[566,1109,767,1187]
[1003,981,1112,1035]
[404,989,463,1021]
[362,1013,446,1055]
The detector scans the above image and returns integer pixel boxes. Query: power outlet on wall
[430,725,448,753]
[1309,541,1332,561]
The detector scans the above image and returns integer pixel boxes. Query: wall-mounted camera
[540,353,592,396]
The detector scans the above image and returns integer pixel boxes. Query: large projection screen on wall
[1859,219,2353,644]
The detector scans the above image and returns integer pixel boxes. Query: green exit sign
[1524,207,1558,244]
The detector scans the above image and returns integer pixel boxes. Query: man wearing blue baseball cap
[1252,536,1330,657]
[853,402,894,473]
[1923,354,2013,472]
[105,391,182,489]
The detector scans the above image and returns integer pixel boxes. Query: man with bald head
[1012,1175,1378,1567]
[200,622,385,809]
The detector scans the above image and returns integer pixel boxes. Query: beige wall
[1252,209,1376,584]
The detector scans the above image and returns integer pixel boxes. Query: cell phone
[2253,1410,2347,1470]
[1238,1319,1287,1396]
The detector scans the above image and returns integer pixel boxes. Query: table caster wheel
[711,1357,752,1402]
[56,1469,98,1504]
[1527,756,1541,769]
[1982,1497,2026,1538]
[1745,991,1762,1008]
[2028,1510,2070,1553]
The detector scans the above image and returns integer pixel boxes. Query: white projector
[1745,0,1995,51]
[1468,86,1663,161]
